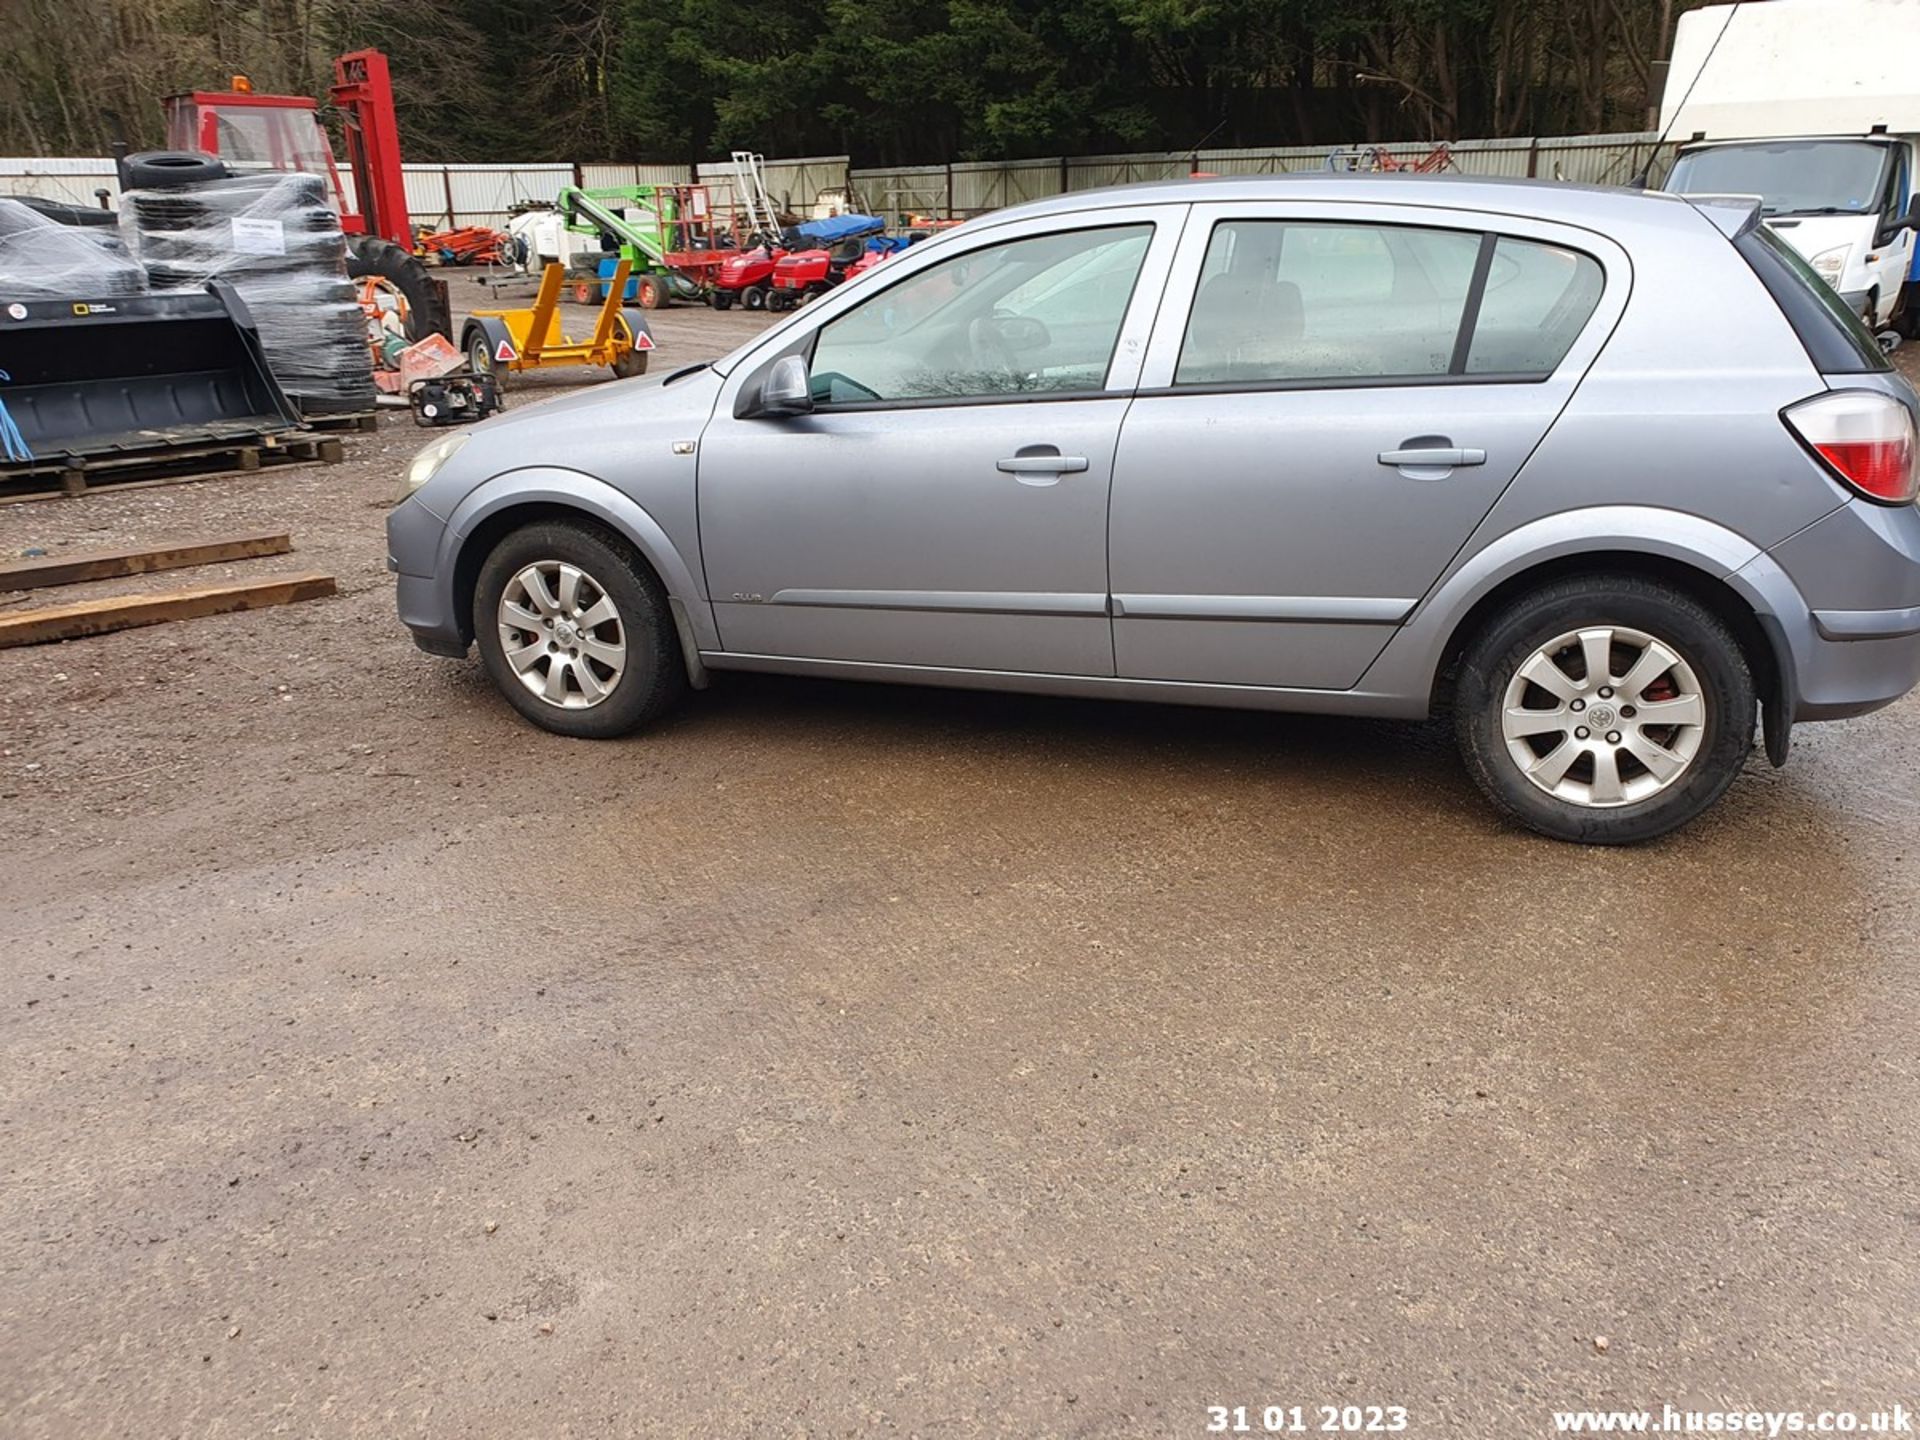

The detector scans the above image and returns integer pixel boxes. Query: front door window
[807,225,1154,405]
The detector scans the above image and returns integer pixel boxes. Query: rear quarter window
[1465,237,1605,376]
[1736,223,1890,374]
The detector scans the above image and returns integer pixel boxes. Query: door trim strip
[767,588,1109,617]
[1111,594,1415,624]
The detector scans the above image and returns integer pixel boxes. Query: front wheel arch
[452,499,667,643]
[439,472,713,660]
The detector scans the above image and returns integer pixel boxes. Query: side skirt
[696,650,1428,719]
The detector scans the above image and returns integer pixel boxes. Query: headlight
[1809,245,1850,285]
[398,432,469,504]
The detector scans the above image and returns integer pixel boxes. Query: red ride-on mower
[709,244,784,311]
[768,237,868,311]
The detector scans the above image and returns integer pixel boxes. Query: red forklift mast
[329,50,412,249]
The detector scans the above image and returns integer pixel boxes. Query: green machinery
[557,184,724,309]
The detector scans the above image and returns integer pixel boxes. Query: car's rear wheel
[473,520,685,739]
[1454,575,1754,844]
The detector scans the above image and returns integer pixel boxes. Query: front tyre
[473,520,686,739]
[1454,576,1755,844]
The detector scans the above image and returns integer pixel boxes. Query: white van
[1659,0,1920,331]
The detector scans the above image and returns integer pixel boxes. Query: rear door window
[1171,220,1605,387]
[1174,220,1480,385]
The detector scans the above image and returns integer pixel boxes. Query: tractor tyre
[710,291,734,311]
[573,280,597,305]
[347,235,452,343]
[123,151,229,190]
[637,274,670,309]
[743,284,768,311]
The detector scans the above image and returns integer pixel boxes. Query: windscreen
[1668,140,1891,218]
[198,104,337,177]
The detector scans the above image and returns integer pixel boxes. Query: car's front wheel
[472,520,686,739]
[1454,575,1755,844]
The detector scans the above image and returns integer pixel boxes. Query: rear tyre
[1454,575,1755,844]
[637,274,669,309]
[473,520,686,739]
[743,284,768,311]
[347,235,450,342]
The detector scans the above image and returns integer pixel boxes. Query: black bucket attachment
[0,280,299,466]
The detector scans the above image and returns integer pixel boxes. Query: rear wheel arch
[1432,551,1782,738]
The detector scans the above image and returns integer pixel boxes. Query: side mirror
[998,315,1051,353]
[1884,195,1920,242]
[757,354,813,417]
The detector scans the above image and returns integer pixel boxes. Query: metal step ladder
[729,151,783,244]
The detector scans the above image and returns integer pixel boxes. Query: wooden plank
[0,457,319,509]
[0,573,337,649]
[0,533,293,591]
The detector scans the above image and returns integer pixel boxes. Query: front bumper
[396,569,469,657]
[386,497,468,657]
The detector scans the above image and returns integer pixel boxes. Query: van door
[1868,144,1914,327]
[1108,202,1626,691]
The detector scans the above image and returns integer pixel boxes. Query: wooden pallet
[301,409,381,434]
[0,435,344,507]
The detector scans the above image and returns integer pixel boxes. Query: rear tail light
[1783,390,1920,505]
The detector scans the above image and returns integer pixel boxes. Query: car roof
[981,171,1741,236]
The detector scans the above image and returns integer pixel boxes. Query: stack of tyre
[121,154,375,416]
[0,197,148,300]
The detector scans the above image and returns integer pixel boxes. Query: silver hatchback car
[388,176,1920,843]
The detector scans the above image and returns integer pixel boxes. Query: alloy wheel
[496,561,627,709]
[1500,624,1707,808]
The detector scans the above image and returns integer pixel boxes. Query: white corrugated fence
[0,133,1675,231]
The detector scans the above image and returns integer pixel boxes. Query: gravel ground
[1,298,1917,1438]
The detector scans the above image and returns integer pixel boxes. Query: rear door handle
[997,454,1089,475]
[1378,446,1486,468]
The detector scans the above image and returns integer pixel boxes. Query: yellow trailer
[460,260,654,386]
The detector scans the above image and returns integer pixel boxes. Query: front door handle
[997,453,1089,475]
[1378,446,1486,468]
